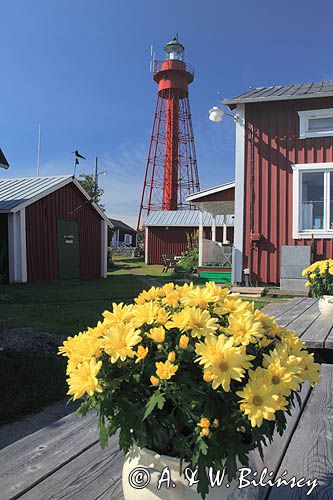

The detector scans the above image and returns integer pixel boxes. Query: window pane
[308,116,333,131]
[301,172,324,230]
[331,173,333,229]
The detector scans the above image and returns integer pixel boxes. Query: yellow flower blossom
[179,334,190,349]
[59,331,101,375]
[135,345,149,363]
[187,308,219,339]
[203,370,213,382]
[166,309,190,331]
[200,428,210,437]
[212,419,219,428]
[162,290,181,307]
[299,353,321,386]
[67,358,103,400]
[100,323,142,363]
[237,368,287,428]
[102,302,134,326]
[155,360,178,380]
[132,302,163,327]
[182,285,220,308]
[147,326,165,343]
[150,375,160,386]
[168,351,176,362]
[223,311,264,345]
[214,297,250,316]
[198,417,210,428]
[195,334,254,391]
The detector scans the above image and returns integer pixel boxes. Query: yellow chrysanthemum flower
[155,360,178,380]
[299,353,321,386]
[179,334,190,349]
[198,417,210,428]
[168,351,176,362]
[237,368,287,428]
[278,329,305,356]
[223,311,264,346]
[100,323,142,363]
[182,285,219,308]
[67,358,103,400]
[162,290,181,307]
[254,310,280,337]
[59,331,101,375]
[264,358,301,396]
[162,282,175,295]
[147,326,165,343]
[103,302,135,326]
[200,428,210,437]
[135,345,149,363]
[132,302,163,327]
[187,308,219,339]
[150,375,160,386]
[166,308,190,331]
[195,334,254,392]
[214,297,250,316]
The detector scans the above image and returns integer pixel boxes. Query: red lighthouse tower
[137,36,200,230]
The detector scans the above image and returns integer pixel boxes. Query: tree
[78,173,104,204]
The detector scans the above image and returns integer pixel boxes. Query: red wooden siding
[147,226,234,264]
[26,183,101,281]
[243,97,333,284]
[192,186,235,203]
[0,214,8,281]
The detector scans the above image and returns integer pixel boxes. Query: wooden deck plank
[261,298,306,319]
[267,364,333,499]
[301,312,333,349]
[272,298,317,328]
[0,412,98,500]
[20,437,124,500]
[287,301,321,338]
[324,327,333,350]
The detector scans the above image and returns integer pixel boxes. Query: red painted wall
[193,186,235,203]
[243,97,333,284]
[26,183,102,281]
[147,226,234,264]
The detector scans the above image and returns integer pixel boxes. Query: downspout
[249,123,255,286]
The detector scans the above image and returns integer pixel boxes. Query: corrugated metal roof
[187,181,235,201]
[224,80,333,107]
[0,175,72,211]
[145,210,234,227]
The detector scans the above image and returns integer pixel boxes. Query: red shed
[0,175,112,283]
[225,81,333,285]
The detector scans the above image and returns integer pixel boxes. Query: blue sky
[1,0,333,227]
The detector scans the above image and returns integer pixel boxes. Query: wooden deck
[1,364,332,499]
[262,297,333,350]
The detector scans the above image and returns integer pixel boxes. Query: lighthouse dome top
[163,35,185,60]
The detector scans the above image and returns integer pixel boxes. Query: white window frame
[124,233,133,245]
[298,108,333,139]
[292,162,333,239]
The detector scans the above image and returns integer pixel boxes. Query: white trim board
[232,104,245,284]
[186,182,235,202]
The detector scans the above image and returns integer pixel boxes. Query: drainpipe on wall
[249,123,255,286]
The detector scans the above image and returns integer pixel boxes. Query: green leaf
[143,391,166,420]
[98,415,109,448]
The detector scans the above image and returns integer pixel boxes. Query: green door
[57,220,80,279]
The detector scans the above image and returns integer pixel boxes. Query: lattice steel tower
[137,36,200,230]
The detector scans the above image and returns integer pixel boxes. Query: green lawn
[0,267,144,334]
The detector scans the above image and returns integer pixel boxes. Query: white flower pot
[318,295,333,315]
[122,445,240,500]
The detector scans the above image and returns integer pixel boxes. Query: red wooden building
[225,80,333,285]
[145,183,235,265]
[0,175,112,283]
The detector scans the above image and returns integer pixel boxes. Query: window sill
[300,131,333,139]
[294,231,333,239]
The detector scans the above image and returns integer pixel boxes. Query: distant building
[108,219,137,248]
[0,175,112,283]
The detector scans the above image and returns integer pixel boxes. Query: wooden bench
[1,365,332,499]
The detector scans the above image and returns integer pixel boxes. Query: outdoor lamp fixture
[208,106,239,122]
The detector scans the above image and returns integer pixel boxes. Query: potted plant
[59,282,320,499]
[302,259,333,314]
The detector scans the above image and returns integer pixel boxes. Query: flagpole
[36,124,41,176]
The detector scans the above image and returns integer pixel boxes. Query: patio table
[0,364,332,499]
